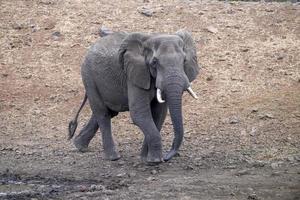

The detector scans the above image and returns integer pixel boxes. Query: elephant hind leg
[97,114,121,161]
[74,114,99,152]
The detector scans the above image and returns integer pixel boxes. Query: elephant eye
[151,57,159,67]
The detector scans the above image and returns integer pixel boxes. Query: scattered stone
[251,108,258,113]
[1,73,8,77]
[229,117,239,124]
[206,75,213,81]
[12,22,24,30]
[271,171,281,176]
[223,165,237,169]
[231,76,243,82]
[99,26,114,37]
[44,20,56,30]
[23,74,32,79]
[137,7,154,17]
[90,184,104,191]
[118,160,125,165]
[235,169,251,176]
[287,156,295,162]
[184,165,194,170]
[248,193,259,200]
[252,161,265,168]
[52,31,62,40]
[265,8,274,12]
[151,169,158,175]
[32,109,41,115]
[271,162,283,169]
[249,127,256,136]
[129,172,136,177]
[241,48,249,52]
[146,176,156,181]
[116,172,127,177]
[206,26,218,34]
[259,113,274,120]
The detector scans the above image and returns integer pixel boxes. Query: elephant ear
[176,30,200,82]
[119,33,151,90]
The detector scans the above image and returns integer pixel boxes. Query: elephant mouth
[156,85,198,103]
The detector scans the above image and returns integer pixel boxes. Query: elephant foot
[104,149,121,161]
[73,138,89,152]
[141,151,163,165]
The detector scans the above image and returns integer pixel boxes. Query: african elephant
[68,30,200,164]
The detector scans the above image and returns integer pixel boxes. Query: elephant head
[119,30,200,161]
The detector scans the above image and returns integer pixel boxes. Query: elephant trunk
[163,79,186,161]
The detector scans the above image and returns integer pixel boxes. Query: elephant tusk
[157,88,165,103]
[187,87,198,99]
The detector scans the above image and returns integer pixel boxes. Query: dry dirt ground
[0,0,300,199]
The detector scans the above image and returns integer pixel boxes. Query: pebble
[151,169,158,175]
[271,162,283,169]
[259,113,274,120]
[229,117,239,124]
[248,193,258,200]
[206,26,218,34]
[137,7,154,17]
[251,161,265,168]
[146,176,155,181]
[99,26,114,37]
[116,172,127,177]
[52,31,61,40]
[206,75,213,81]
[235,169,251,176]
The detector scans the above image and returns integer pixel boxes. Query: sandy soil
[0,0,299,199]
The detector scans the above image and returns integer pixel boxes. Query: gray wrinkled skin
[69,30,199,164]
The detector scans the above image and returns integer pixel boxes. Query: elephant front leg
[130,108,163,164]
[140,100,167,162]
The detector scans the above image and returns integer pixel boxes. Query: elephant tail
[68,93,88,140]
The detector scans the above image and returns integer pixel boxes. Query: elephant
[68,29,200,164]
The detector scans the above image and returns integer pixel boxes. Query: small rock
[287,156,295,162]
[12,22,24,30]
[33,109,41,115]
[229,117,239,124]
[99,26,114,37]
[206,75,213,81]
[129,172,136,177]
[44,20,56,30]
[118,160,125,165]
[116,172,127,177]
[137,7,154,17]
[146,176,155,181]
[23,74,32,79]
[252,161,265,168]
[90,184,104,191]
[271,162,283,169]
[52,31,62,40]
[265,8,274,12]
[251,108,258,113]
[151,169,158,175]
[78,185,89,192]
[250,127,256,136]
[206,26,218,34]
[259,113,274,120]
[235,169,251,176]
[2,73,9,77]
[248,193,258,200]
